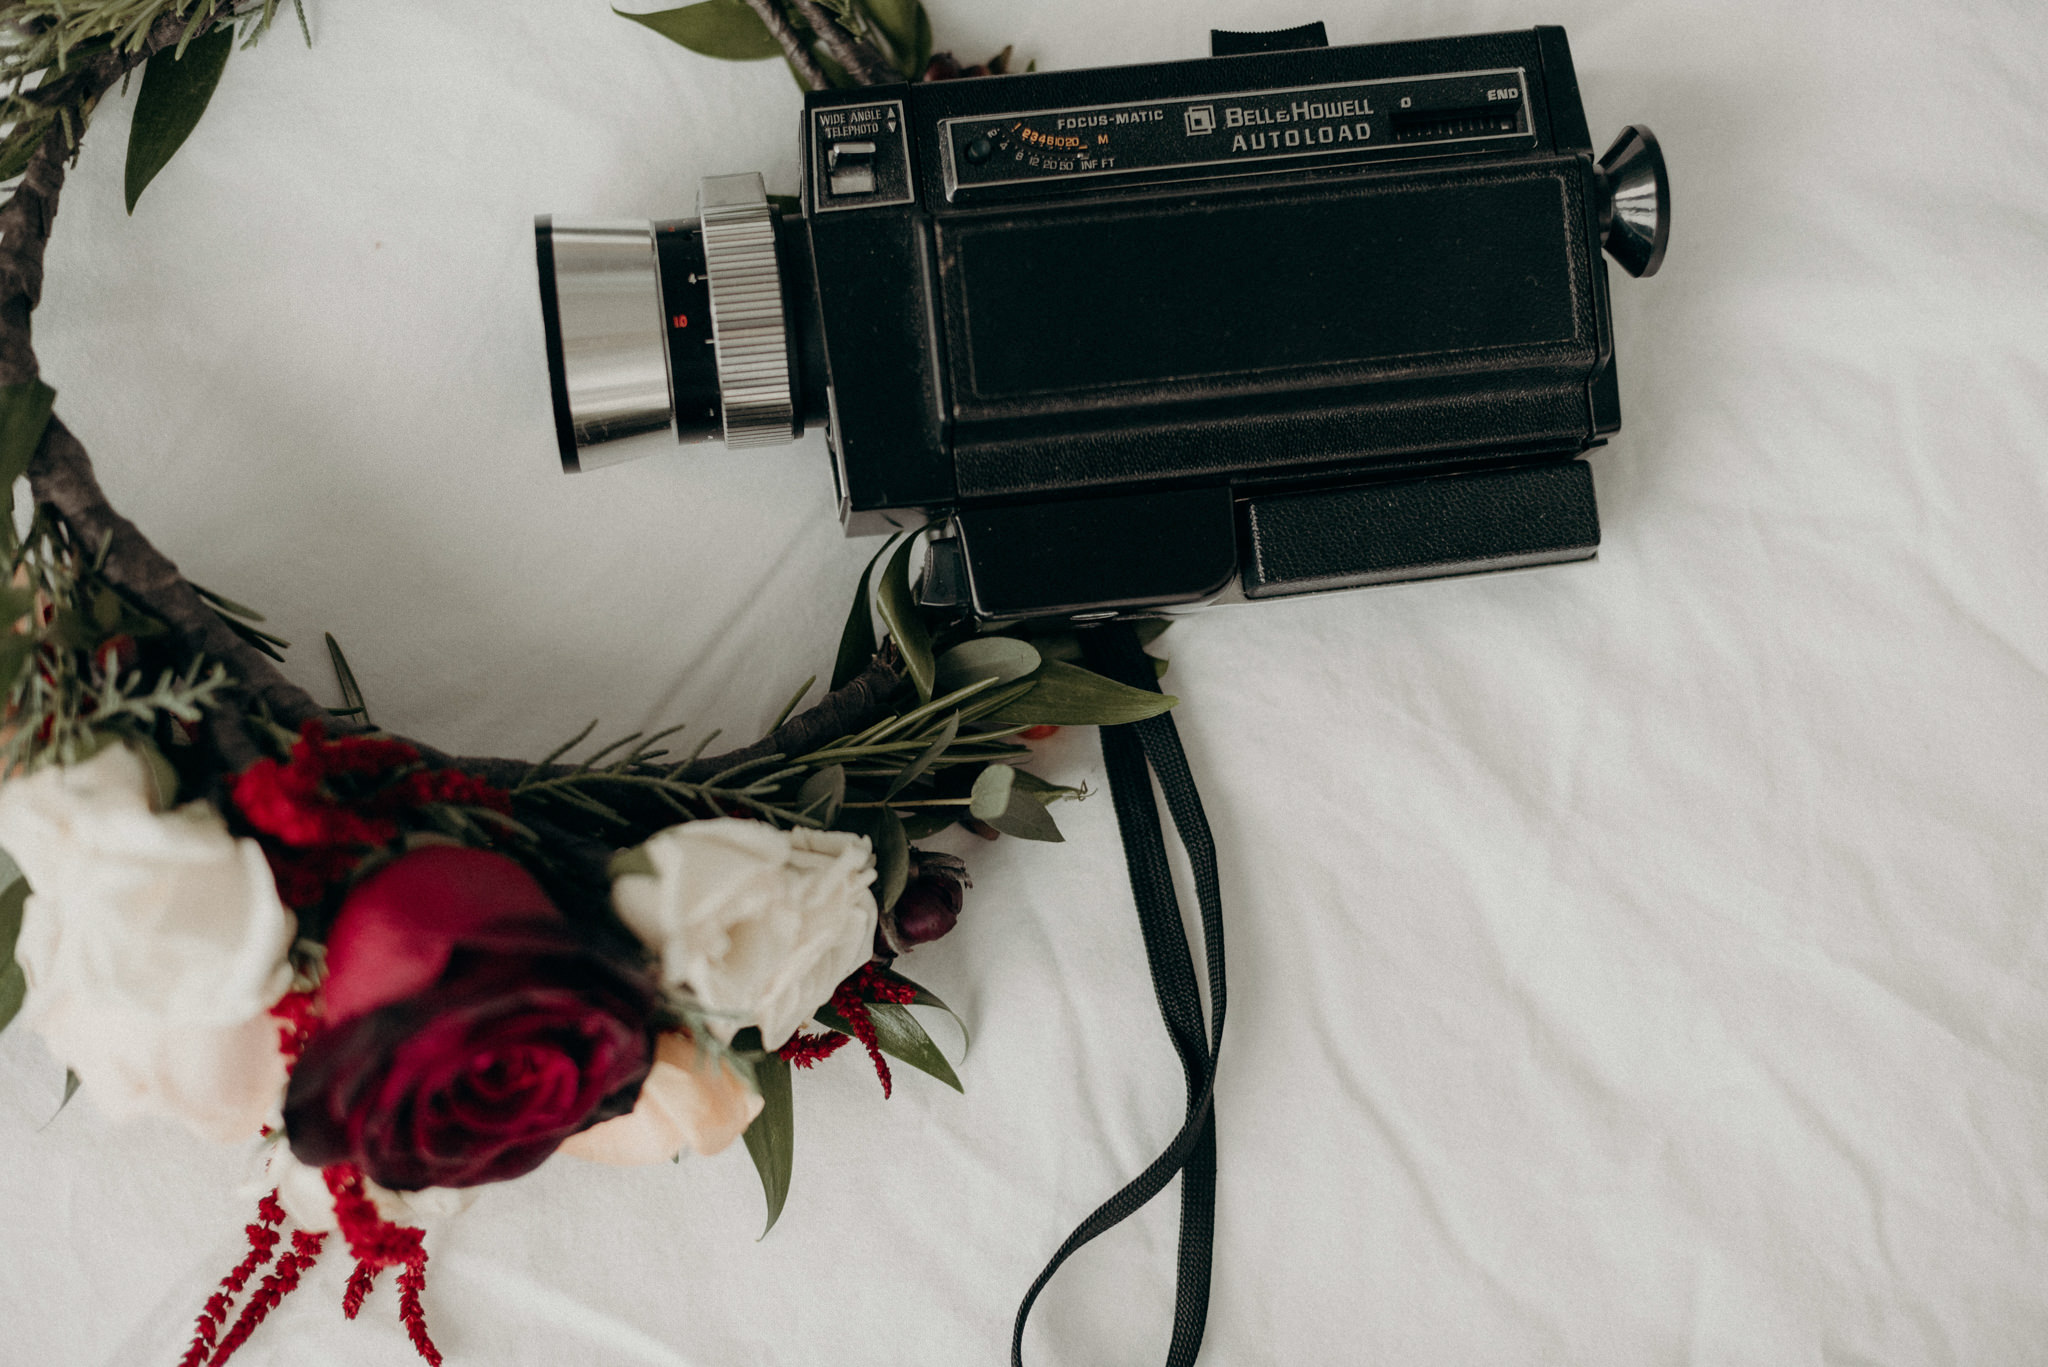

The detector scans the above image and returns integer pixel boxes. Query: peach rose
[557,1032,763,1164]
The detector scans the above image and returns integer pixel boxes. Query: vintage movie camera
[535,23,1669,621]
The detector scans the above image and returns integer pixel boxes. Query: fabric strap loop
[1012,621,1227,1367]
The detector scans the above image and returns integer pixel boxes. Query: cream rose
[558,1031,764,1164]
[0,745,295,1141]
[612,818,876,1049]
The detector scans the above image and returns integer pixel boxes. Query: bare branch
[742,0,831,91]
[788,0,899,86]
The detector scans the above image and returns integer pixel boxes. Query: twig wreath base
[0,5,1171,1364]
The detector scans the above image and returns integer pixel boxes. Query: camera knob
[1596,125,1669,278]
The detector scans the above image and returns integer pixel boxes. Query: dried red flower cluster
[776,1030,850,1069]
[829,964,919,1099]
[231,721,511,906]
[177,1192,286,1367]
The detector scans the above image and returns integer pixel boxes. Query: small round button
[964,136,993,165]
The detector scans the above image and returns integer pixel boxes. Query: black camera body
[537,23,1668,621]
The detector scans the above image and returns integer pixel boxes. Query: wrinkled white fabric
[3,1,2047,1364]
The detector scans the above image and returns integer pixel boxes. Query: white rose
[0,744,296,1141]
[612,818,877,1049]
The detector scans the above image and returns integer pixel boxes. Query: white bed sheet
[4,0,2047,1363]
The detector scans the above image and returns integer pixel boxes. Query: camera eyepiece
[536,173,818,472]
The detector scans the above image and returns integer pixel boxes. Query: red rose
[284,846,658,1190]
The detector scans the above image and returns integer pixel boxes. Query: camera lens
[536,174,822,472]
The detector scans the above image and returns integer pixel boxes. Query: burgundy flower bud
[876,851,971,957]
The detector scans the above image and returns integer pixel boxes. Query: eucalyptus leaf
[618,1,782,61]
[0,878,26,1035]
[968,763,1014,820]
[124,23,233,214]
[58,1067,79,1114]
[883,711,956,800]
[817,1001,962,1092]
[876,535,935,702]
[985,659,1176,727]
[987,787,1064,842]
[932,637,1040,697]
[797,764,846,825]
[741,1049,794,1237]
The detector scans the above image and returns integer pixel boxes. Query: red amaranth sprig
[397,1254,444,1366]
[828,964,919,1098]
[777,1029,850,1069]
[176,1191,286,1367]
[320,1164,443,1363]
[205,1228,326,1366]
[342,1259,380,1319]
[322,1163,426,1268]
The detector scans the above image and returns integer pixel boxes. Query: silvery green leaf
[984,659,1176,727]
[968,763,1014,820]
[124,24,233,214]
[932,636,1040,698]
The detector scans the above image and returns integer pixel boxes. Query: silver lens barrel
[535,173,801,471]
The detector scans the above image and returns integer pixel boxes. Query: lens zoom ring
[699,186,794,448]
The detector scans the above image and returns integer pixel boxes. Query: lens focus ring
[698,173,795,448]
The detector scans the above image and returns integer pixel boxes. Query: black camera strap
[1013,621,1227,1367]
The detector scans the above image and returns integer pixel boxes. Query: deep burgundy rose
[284,846,658,1191]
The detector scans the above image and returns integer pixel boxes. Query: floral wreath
[0,5,1173,1363]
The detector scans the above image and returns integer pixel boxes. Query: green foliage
[0,877,28,1036]
[932,636,1039,696]
[617,1,782,61]
[621,0,940,83]
[831,536,894,691]
[741,1042,794,1236]
[123,19,230,212]
[3,516,232,776]
[0,2,305,194]
[969,761,1063,841]
[876,534,934,702]
[817,998,961,1091]
[0,380,55,537]
[324,632,371,723]
[984,658,1176,727]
